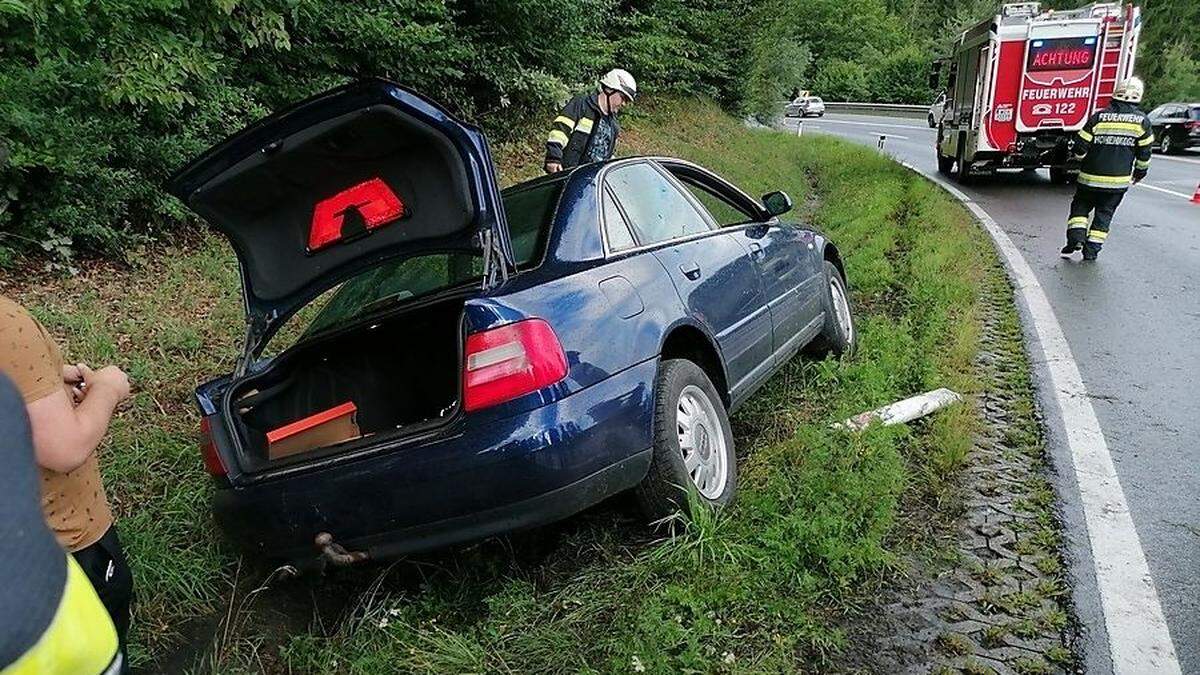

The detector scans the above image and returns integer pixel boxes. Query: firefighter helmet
[1112,77,1144,103]
[600,69,638,101]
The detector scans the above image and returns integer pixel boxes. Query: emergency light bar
[1002,2,1040,18]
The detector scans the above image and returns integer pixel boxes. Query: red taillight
[1187,121,1200,130]
[308,177,406,253]
[463,319,568,412]
[199,416,227,477]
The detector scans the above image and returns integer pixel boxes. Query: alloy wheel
[676,384,728,499]
[829,276,853,344]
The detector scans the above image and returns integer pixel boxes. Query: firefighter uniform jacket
[1073,100,1154,191]
[545,93,620,170]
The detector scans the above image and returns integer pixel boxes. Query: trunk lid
[168,79,514,357]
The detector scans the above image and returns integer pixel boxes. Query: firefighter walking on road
[544,69,637,174]
[1060,77,1154,261]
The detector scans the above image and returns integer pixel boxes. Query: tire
[816,111,824,117]
[928,113,936,128]
[1159,134,1175,155]
[936,147,954,175]
[806,261,857,357]
[634,359,737,523]
[953,140,973,185]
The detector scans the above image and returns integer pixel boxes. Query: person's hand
[63,363,87,405]
[545,162,562,174]
[62,363,83,385]
[78,364,131,403]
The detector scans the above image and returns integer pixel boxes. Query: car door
[604,161,773,399]
[663,167,821,363]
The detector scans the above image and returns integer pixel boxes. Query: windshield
[291,179,563,342]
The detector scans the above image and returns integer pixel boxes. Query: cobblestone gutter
[842,266,1080,675]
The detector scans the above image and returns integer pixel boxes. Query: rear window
[282,180,562,345]
[1190,107,1200,120]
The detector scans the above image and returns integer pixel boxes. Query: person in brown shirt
[0,293,134,665]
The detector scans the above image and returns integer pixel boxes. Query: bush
[0,0,761,264]
[813,60,872,102]
[866,45,934,104]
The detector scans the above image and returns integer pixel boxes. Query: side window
[602,188,637,252]
[605,163,713,245]
[677,180,755,227]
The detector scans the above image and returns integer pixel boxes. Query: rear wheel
[635,359,736,523]
[806,261,857,357]
[928,113,936,128]
[936,146,954,175]
[953,141,973,185]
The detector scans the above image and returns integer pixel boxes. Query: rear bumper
[212,358,657,565]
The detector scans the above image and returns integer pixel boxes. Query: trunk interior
[230,297,464,470]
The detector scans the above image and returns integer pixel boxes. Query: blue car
[171,79,856,570]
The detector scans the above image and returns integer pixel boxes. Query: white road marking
[1135,182,1195,201]
[898,160,1182,675]
[1155,154,1200,166]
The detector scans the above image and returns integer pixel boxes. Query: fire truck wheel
[953,143,973,185]
[937,149,954,175]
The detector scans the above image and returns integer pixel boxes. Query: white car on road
[785,96,825,118]
[928,91,947,128]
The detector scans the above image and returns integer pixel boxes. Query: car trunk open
[229,294,468,471]
[171,80,520,471]
[168,78,514,356]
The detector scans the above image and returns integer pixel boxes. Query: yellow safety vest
[2,557,120,675]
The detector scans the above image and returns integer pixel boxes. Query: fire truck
[932,2,1142,184]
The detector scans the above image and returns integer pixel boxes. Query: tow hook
[315,532,369,567]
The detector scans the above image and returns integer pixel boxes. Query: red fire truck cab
[932,2,1141,184]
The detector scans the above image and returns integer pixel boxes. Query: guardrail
[822,102,928,119]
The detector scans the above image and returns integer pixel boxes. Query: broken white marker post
[836,387,963,431]
[796,120,803,137]
[877,134,886,150]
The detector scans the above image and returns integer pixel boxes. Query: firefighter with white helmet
[544,69,637,173]
[1060,76,1153,261]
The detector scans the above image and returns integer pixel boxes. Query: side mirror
[762,191,793,217]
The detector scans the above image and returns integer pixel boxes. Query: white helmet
[599,68,638,101]
[1112,77,1144,103]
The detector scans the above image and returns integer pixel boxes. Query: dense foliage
[0,0,1193,261]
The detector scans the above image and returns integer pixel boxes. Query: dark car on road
[170,79,856,570]
[1147,102,1200,154]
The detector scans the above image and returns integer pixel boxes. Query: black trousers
[1066,185,1125,252]
[73,525,133,672]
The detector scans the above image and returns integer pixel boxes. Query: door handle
[679,261,702,280]
[747,242,765,259]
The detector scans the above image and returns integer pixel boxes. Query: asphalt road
[781,112,1199,673]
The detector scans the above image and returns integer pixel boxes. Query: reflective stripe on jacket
[545,93,619,169]
[1074,100,1153,191]
[2,557,120,675]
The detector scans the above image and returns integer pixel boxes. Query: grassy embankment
[1,98,988,672]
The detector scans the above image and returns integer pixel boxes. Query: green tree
[1147,39,1200,106]
[813,60,872,102]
